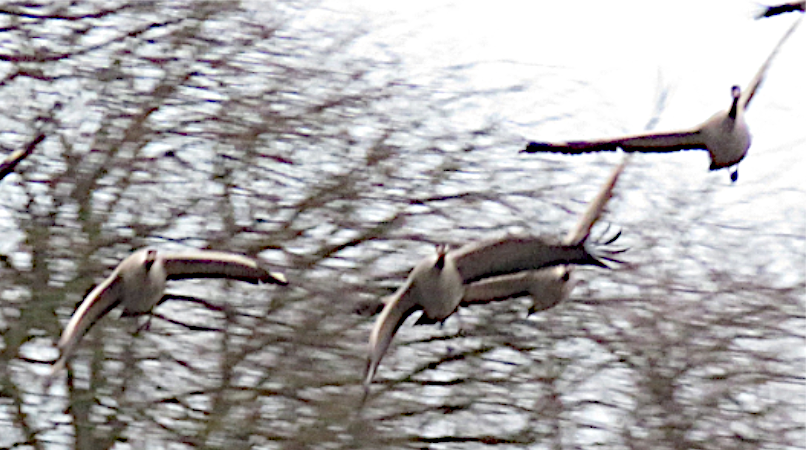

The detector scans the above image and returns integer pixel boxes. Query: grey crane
[45,248,287,388]
[357,158,628,319]
[363,230,624,393]
[465,157,628,315]
[522,17,802,182]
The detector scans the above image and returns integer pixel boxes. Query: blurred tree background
[0,1,803,449]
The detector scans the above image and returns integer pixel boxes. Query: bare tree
[0,1,802,449]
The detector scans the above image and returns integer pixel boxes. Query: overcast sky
[337,1,804,164]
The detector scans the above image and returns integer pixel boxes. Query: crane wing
[46,272,124,387]
[450,236,608,284]
[565,157,629,245]
[163,251,287,285]
[524,129,705,155]
[364,282,421,389]
[741,16,802,109]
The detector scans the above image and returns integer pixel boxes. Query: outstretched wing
[45,272,124,387]
[364,282,421,389]
[565,157,629,246]
[0,133,46,181]
[163,251,287,285]
[756,2,805,19]
[449,236,610,284]
[741,16,802,109]
[460,269,563,306]
[523,129,705,155]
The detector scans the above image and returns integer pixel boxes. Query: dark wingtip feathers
[585,225,628,268]
[602,229,622,246]
[755,2,805,19]
[522,142,554,153]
